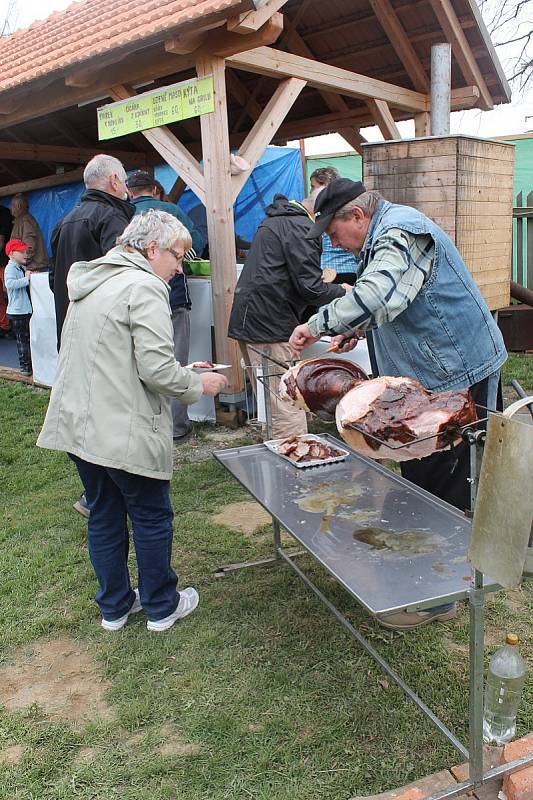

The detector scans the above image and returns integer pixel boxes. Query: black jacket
[228,195,344,343]
[50,189,135,344]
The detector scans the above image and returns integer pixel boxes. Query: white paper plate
[186,362,231,371]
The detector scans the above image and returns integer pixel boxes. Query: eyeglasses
[167,247,184,263]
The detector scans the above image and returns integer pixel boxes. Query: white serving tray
[264,434,349,469]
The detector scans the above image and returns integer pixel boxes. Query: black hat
[126,170,156,189]
[307,178,366,238]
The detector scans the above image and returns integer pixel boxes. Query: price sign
[98,76,214,141]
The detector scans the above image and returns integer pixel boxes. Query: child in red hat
[4,238,33,376]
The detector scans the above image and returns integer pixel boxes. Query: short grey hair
[83,154,127,188]
[117,209,192,252]
[334,190,382,219]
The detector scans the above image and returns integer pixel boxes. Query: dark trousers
[69,455,180,622]
[8,313,32,372]
[400,373,502,512]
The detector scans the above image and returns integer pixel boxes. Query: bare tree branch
[477,0,533,91]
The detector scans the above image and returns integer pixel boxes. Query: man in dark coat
[50,154,135,346]
[228,193,347,439]
[50,153,134,519]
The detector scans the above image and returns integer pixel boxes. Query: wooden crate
[362,135,515,310]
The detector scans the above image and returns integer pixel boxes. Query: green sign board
[97,76,214,141]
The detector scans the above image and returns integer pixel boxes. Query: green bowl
[188,259,211,276]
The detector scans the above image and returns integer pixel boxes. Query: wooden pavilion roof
[0,0,511,191]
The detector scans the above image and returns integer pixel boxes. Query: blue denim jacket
[363,201,506,392]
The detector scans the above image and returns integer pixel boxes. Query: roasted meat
[279,357,368,421]
[275,435,344,463]
[335,376,477,461]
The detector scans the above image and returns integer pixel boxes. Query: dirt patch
[0,636,114,728]
[211,501,272,534]
[0,745,24,764]
[73,747,98,765]
[157,723,201,757]
[159,740,201,757]
[174,424,262,464]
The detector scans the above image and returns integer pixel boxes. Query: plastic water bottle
[482,634,526,745]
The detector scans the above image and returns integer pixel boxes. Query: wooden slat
[428,0,493,110]
[369,0,430,93]
[364,138,458,159]
[365,169,457,189]
[227,47,428,112]
[457,137,515,161]
[457,154,516,176]
[233,76,306,201]
[196,54,242,395]
[364,154,457,175]
[0,141,147,166]
[455,202,513,216]
[0,168,85,197]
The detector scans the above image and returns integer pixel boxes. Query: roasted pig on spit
[279,357,368,421]
[335,376,477,461]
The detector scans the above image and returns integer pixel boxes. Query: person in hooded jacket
[38,210,228,632]
[228,193,348,439]
[50,154,135,348]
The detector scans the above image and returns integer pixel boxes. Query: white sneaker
[101,589,143,631]
[147,587,199,632]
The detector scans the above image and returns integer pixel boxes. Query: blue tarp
[0,146,303,254]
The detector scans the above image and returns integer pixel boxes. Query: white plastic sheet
[29,273,57,388]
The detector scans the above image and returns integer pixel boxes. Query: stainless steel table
[214,347,533,800]
[214,436,496,615]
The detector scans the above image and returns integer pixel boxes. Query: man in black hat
[127,170,206,444]
[289,178,507,629]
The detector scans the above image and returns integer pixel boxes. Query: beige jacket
[12,212,49,270]
[37,246,203,479]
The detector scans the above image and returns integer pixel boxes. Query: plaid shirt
[321,234,362,275]
[308,227,434,336]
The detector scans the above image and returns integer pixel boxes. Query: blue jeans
[70,455,180,622]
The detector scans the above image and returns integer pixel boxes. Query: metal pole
[261,349,282,556]
[430,43,451,135]
[468,437,485,785]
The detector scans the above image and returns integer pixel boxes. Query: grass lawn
[0,354,532,800]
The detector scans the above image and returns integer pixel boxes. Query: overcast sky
[3,0,532,155]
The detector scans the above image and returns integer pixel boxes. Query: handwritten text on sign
[97,77,214,141]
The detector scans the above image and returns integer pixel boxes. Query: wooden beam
[196,54,242,395]
[109,85,205,204]
[166,13,283,59]
[0,168,85,197]
[450,84,480,109]
[414,112,431,137]
[368,0,430,93]
[0,141,148,166]
[233,76,306,201]
[428,0,493,110]
[337,128,367,155]
[365,98,401,139]
[65,54,130,88]
[168,177,186,204]
[228,47,428,112]
[227,0,288,33]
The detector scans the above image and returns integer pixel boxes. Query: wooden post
[299,138,306,190]
[196,54,243,396]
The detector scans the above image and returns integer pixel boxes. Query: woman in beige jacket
[38,210,227,632]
